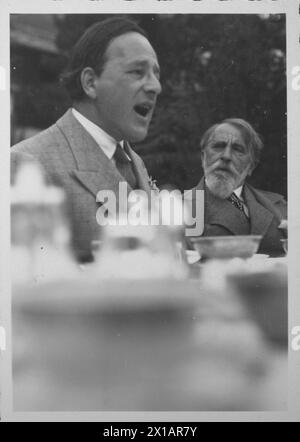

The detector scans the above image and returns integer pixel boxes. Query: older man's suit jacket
[11,109,152,262]
[188,178,287,256]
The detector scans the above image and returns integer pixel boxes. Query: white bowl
[190,235,262,260]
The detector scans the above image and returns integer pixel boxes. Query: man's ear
[200,149,205,164]
[80,67,98,99]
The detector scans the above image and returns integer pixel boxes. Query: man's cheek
[205,154,216,167]
[210,159,221,169]
[238,163,250,177]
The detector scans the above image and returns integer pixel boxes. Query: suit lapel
[246,184,284,222]
[56,109,134,198]
[243,184,275,237]
[193,178,250,235]
[205,187,250,235]
[192,178,284,250]
[127,145,152,196]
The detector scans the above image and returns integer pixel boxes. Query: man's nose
[144,72,162,95]
[221,144,233,161]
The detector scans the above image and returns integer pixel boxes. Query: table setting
[11,163,288,411]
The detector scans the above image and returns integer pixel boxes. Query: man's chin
[205,175,235,199]
[126,126,149,143]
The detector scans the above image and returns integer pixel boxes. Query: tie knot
[228,193,245,213]
[114,143,130,164]
[113,142,137,190]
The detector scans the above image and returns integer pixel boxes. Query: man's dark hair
[200,118,264,168]
[60,17,148,101]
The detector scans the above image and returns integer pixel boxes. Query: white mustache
[209,160,238,176]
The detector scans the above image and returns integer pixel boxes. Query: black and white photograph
[1,0,300,423]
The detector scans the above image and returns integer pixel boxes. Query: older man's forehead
[210,124,246,144]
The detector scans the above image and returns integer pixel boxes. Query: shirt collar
[234,185,244,200]
[72,108,124,159]
[234,185,249,217]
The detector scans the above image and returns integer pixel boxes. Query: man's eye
[129,69,143,76]
[234,146,245,154]
[212,143,225,150]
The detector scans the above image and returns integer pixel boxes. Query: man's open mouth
[134,103,153,118]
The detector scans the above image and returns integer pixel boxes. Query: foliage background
[11,14,287,197]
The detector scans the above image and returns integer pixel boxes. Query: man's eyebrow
[210,139,226,145]
[211,137,246,145]
[126,59,161,74]
[232,141,247,148]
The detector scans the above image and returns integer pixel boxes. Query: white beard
[205,172,236,199]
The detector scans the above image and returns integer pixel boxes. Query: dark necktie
[228,192,249,218]
[113,142,137,190]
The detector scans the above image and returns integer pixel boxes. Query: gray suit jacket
[188,177,287,256]
[11,109,152,262]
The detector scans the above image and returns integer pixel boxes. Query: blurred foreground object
[92,191,189,280]
[11,176,286,411]
[201,256,287,346]
[13,275,281,411]
[12,278,201,411]
[228,259,288,346]
[11,161,78,284]
[190,235,262,261]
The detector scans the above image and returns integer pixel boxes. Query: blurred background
[10,13,287,197]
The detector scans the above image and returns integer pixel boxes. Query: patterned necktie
[228,192,249,218]
[113,143,137,190]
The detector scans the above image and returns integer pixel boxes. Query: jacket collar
[204,181,250,235]
[56,109,151,198]
[243,184,276,237]
[194,177,275,236]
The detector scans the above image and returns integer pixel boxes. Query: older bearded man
[188,118,287,256]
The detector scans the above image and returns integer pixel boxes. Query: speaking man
[12,17,162,262]
[188,118,287,256]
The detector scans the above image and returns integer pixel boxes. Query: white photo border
[1,0,299,422]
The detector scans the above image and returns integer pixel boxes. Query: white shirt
[233,185,249,217]
[234,185,243,199]
[72,108,130,161]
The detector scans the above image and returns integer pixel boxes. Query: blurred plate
[13,278,203,315]
[190,235,262,260]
